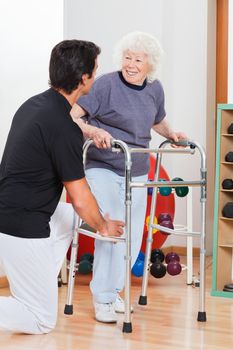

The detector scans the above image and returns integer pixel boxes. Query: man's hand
[91,128,113,149]
[99,214,125,237]
[64,179,125,238]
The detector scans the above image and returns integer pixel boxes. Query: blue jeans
[86,168,147,303]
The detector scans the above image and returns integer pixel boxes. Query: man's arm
[152,117,187,143]
[70,103,112,148]
[63,177,124,237]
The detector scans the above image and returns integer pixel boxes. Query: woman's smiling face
[121,50,151,86]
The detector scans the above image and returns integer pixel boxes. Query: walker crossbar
[64,217,125,315]
[129,147,195,154]
[153,224,201,237]
[130,180,205,188]
[78,228,125,242]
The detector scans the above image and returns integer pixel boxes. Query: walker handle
[111,139,122,152]
[170,139,196,149]
[111,139,122,148]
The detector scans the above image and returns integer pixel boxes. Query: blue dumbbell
[137,251,145,262]
[132,251,145,277]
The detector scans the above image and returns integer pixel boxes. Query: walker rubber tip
[197,311,207,322]
[138,295,147,305]
[64,304,73,315]
[122,322,132,333]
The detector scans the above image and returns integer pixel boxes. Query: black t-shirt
[0,88,85,238]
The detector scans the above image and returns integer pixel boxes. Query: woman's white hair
[113,31,163,82]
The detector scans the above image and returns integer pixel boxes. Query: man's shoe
[94,302,117,323]
[114,294,134,314]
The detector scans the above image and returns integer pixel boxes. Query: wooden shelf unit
[212,104,233,298]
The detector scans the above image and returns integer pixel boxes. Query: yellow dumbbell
[146,215,158,234]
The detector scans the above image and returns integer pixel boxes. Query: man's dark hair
[49,39,101,94]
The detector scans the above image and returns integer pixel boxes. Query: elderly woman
[71,31,186,323]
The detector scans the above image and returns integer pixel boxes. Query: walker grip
[170,139,195,148]
[111,139,122,152]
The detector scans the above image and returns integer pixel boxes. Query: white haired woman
[71,31,187,323]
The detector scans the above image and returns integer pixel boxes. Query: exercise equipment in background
[78,253,93,275]
[132,249,183,279]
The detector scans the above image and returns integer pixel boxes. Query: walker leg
[138,235,152,305]
[64,216,81,315]
[197,166,207,322]
[186,189,193,285]
[197,238,207,322]
[139,295,147,305]
[123,165,133,332]
[139,154,161,305]
[123,322,132,333]
[197,311,207,322]
[123,250,133,332]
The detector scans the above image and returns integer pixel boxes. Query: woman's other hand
[168,131,189,148]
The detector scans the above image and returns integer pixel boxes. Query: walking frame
[64,138,207,333]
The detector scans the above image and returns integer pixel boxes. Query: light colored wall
[0,0,63,277]
[64,0,216,249]
[156,0,209,248]
[64,0,164,76]
[0,0,63,157]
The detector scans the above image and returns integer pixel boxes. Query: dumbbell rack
[171,185,194,285]
[147,161,194,285]
[64,138,207,333]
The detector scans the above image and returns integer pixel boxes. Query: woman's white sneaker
[114,294,134,313]
[94,302,117,323]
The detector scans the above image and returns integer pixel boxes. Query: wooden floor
[0,257,233,350]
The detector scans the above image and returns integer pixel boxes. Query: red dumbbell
[165,252,182,276]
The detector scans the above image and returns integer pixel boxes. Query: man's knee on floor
[35,308,58,334]
[37,317,57,334]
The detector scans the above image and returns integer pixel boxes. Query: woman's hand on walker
[91,128,113,149]
[169,131,189,148]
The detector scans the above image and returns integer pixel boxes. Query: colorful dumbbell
[158,178,172,196]
[158,213,174,235]
[165,252,182,276]
[78,253,94,275]
[150,249,167,278]
[132,251,145,277]
[172,177,189,197]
